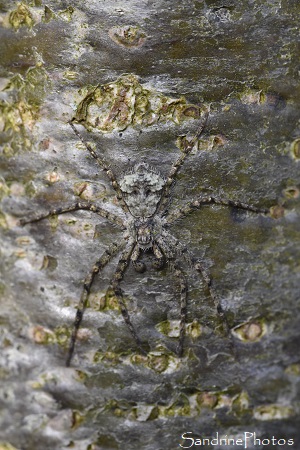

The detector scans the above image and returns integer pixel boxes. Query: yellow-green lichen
[0,442,19,450]
[196,391,218,408]
[0,211,8,229]
[156,320,180,338]
[57,6,74,22]
[163,394,191,417]
[282,186,299,199]
[71,410,85,429]
[290,138,300,160]
[9,2,35,30]
[30,325,55,345]
[1,63,49,155]
[133,404,159,421]
[285,364,300,376]
[93,351,121,365]
[41,5,55,23]
[73,74,206,133]
[108,25,146,48]
[232,319,267,342]
[98,288,121,311]
[253,404,295,421]
[0,178,10,199]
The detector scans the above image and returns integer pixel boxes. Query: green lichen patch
[41,5,55,23]
[196,391,218,408]
[1,63,50,155]
[0,211,8,229]
[253,404,295,421]
[40,254,58,271]
[108,25,146,48]
[146,348,180,373]
[97,288,121,311]
[9,2,35,30]
[147,351,170,373]
[93,351,121,365]
[105,399,136,418]
[291,138,300,160]
[232,391,250,415]
[73,182,95,200]
[89,435,119,449]
[0,178,10,200]
[29,325,55,345]
[282,186,299,199]
[57,6,74,23]
[163,394,191,417]
[71,410,85,429]
[54,325,72,347]
[156,320,180,338]
[285,364,300,376]
[238,88,285,109]
[176,133,226,153]
[72,74,206,133]
[232,319,267,342]
[269,205,285,219]
[0,442,19,450]
[133,404,159,421]
[186,319,202,339]
[29,324,74,348]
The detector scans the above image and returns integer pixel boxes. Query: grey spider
[20,112,271,366]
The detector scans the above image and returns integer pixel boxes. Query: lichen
[0,63,50,155]
[9,2,35,30]
[253,404,295,421]
[232,319,266,342]
[108,25,146,48]
[73,74,206,133]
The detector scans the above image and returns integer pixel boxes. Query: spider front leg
[166,194,270,224]
[69,121,129,213]
[66,241,124,367]
[20,201,125,229]
[111,242,146,355]
[157,109,209,214]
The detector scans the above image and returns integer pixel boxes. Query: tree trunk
[0,1,299,449]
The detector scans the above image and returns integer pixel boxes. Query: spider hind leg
[66,242,123,367]
[111,243,147,355]
[151,243,165,270]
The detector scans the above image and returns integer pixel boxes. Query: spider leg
[193,260,230,335]
[154,237,187,356]
[69,121,129,213]
[111,241,146,354]
[166,194,270,225]
[152,242,165,269]
[157,109,209,215]
[20,201,125,229]
[131,245,146,273]
[66,241,124,367]
[174,262,188,357]
[158,231,232,348]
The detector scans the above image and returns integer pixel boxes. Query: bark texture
[0,1,300,449]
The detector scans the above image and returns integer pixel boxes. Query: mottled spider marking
[20,115,273,366]
[119,163,165,218]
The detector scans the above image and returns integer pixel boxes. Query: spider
[20,111,271,366]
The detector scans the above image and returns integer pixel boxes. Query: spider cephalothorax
[120,163,165,217]
[20,114,273,366]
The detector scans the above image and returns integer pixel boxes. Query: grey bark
[0,1,299,449]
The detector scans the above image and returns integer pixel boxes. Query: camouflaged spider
[21,112,270,366]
